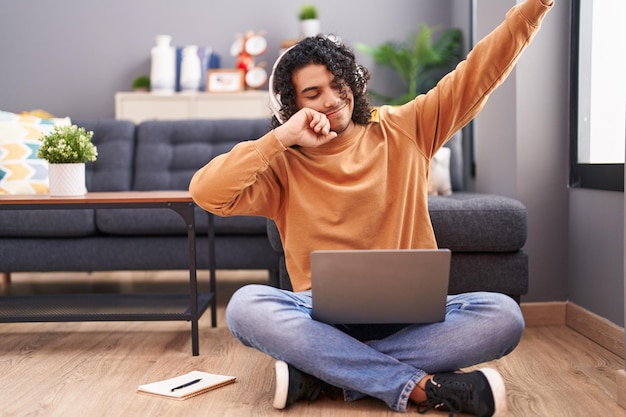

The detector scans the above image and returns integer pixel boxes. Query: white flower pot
[300,19,321,38]
[48,163,86,196]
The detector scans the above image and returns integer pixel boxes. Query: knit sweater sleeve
[189,130,286,217]
[392,0,554,156]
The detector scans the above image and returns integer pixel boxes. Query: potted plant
[298,4,320,38]
[356,24,463,105]
[37,124,98,196]
[132,74,150,92]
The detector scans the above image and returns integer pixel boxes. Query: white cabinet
[115,91,270,123]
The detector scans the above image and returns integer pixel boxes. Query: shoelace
[417,379,474,416]
[417,396,461,417]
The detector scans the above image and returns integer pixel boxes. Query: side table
[0,191,215,356]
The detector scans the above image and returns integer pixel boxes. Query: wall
[0,0,451,119]
[569,189,624,325]
[516,0,572,304]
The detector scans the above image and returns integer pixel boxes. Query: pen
[171,378,202,392]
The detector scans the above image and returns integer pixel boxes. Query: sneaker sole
[273,360,289,409]
[479,368,508,417]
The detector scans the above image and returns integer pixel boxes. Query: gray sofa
[266,133,529,301]
[0,118,281,282]
[0,119,528,302]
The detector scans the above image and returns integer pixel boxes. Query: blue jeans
[226,284,524,412]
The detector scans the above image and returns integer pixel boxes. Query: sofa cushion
[74,119,136,192]
[429,192,527,252]
[132,118,272,191]
[95,207,267,236]
[0,209,96,237]
[448,251,528,295]
[0,234,280,272]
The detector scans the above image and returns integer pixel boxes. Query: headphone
[267,45,296,124]
[268,36,367,125]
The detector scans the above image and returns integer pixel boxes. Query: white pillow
[428,147,452,196]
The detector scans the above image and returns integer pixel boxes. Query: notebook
[310,249,451,324]
[137,370,236,400]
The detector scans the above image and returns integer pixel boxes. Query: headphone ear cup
[356,66,367,93]
[268,45,296,125]
[268,73,284,124]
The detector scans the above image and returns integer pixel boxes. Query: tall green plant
[356,25,462,105]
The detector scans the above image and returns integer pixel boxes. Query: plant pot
[48,163,86,196]
[300,19,321,38]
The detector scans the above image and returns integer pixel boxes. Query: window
[570,0,626,191]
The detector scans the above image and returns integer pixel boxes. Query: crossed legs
[226,284,524,412]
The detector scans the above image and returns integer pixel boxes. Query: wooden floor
[1,270,625,417]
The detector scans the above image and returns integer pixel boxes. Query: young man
[190,0,554,415]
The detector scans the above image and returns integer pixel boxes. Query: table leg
[169,201,200,356]
[208,213,217,328]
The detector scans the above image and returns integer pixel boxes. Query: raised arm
[394,0,554,152]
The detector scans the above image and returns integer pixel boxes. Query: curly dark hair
[270,35,372,129]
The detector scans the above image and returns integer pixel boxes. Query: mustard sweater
[190,0,553,292]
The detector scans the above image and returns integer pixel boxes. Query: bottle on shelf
[179,45,202,92]
[150,35,176,94]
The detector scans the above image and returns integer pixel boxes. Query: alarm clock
[245,66,268,89]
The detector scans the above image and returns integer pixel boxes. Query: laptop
[310,249,451,324]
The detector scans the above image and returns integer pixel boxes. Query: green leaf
[356,24,463,105]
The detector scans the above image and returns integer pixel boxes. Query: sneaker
[417,368,507,417]
[272,360,326,409]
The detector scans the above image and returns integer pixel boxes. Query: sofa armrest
[266,219,283,252]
